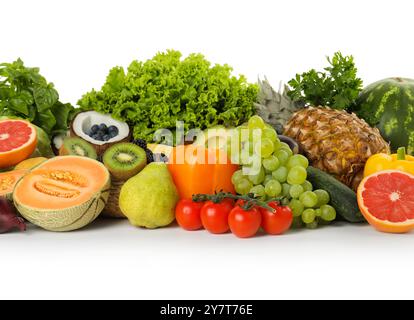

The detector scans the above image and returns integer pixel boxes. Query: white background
[1,0,414,300]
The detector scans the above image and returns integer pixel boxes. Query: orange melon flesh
[0,170,28,198]
[14,156,109,210]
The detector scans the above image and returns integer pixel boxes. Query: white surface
[1,0,414,300]
[2,220,414,300]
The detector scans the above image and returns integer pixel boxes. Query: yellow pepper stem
[397,147,406,160]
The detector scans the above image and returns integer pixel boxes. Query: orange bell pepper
[364,147,414,177]
[167,145,238,200]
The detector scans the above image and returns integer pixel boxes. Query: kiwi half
[103,143,147,180]
[59,137,98,160]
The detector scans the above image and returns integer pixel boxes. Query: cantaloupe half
[13,156,111,232]
[0,170,28,200]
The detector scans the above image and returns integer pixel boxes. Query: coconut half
[70,111,131,156]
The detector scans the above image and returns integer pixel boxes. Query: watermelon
[352,78,414,154]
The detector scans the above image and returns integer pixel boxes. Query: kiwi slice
[103,143,147,180]
[59,137,97,160]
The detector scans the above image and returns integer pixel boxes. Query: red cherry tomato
[175,199,204,231]
[200,200,233,234]
[260,201,293,235]
[228,206,262,238]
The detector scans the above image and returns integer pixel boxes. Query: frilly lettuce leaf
[78,50,258,143]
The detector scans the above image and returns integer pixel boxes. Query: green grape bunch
[230,115,337,229]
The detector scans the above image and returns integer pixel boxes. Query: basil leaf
[0,59,73,138]
[33,84,59,112]
[34,109,56,136]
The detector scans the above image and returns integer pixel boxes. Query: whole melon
[352,78,414,153]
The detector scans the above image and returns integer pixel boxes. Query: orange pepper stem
[397,147,406,160]
[192,191,282,213]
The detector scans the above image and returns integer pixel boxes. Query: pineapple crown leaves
[286,52,363,110]
[254,77,304,134]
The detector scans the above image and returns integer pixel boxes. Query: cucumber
[306,166,365,223]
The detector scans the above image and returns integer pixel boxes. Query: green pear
[119,163,179,229]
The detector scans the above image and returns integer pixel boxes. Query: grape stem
[192,191,285,213]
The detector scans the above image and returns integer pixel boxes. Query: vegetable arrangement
[2,50,414,236]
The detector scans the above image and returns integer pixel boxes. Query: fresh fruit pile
[2,50,414,236]
[229,115,337,229]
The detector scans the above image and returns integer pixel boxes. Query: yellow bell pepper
[364,147,414,177]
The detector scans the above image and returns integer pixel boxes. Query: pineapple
[284,107,390,191]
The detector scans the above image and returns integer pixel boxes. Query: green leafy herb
[78,50,259,143]
[0,58,74,137]
[287,52,363,110]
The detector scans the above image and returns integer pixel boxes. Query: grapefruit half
[0,119,37,169]
[357,170,414,233]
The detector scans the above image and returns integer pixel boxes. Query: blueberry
[109,131,118,138]
[103,134,111,141]
[91,125,99,134]
[92,130,103,140]
[108,126,119,133]
[99,123,107,131]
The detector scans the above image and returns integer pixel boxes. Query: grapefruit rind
[357,170,414,233]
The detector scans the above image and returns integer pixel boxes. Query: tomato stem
[192,192,282,213]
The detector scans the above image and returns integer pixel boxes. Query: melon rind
[14,184,110,232]
[353,77,414,154]
[13,157,111,232]
[0,170,29,201]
